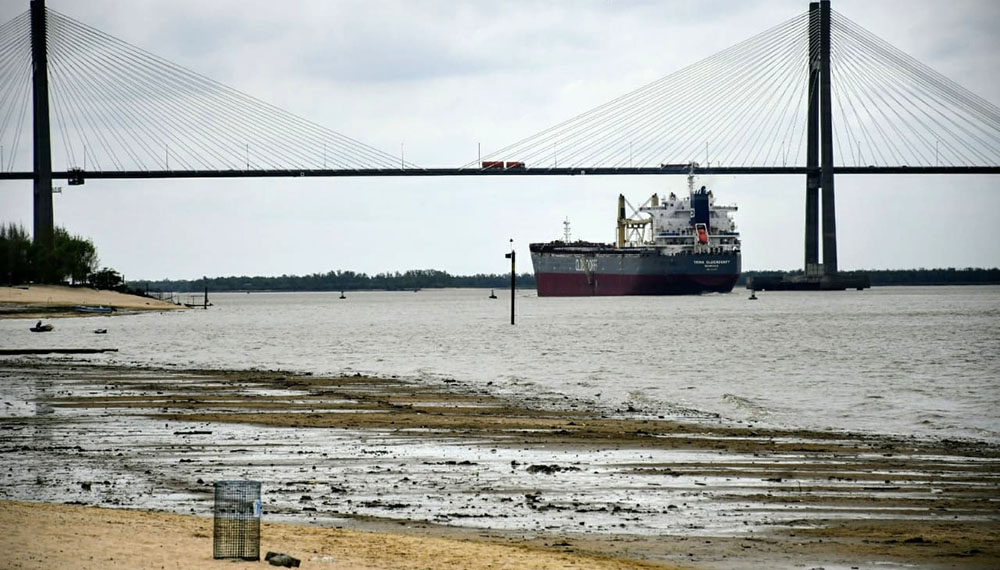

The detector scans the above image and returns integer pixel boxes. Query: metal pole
[30,0,54,263]
[819,0,838,275]
[505,239,515,325]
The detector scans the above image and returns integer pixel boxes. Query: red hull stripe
[535,272,738,296]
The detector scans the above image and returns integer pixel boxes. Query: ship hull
[530,245,740,296]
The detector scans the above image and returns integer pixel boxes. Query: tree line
[0,223,124,288]
[133,269,537,293]
[5,221,994,292]
[737,268,1000,287]
[133,267,999,294]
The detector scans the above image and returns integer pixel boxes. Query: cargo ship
[530,168,740,296]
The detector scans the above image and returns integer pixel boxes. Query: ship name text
[693,259,732,271]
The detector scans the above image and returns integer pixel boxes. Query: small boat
[74,305,114,313]
[30,323,54,332]
[94,328,108,334]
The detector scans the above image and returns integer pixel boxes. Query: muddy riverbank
[1,360,997,569]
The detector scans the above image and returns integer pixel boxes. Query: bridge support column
[805,0,837,276]
[805,2,820,275]
[818,0,837,275]
[749,0,869,291]
[30,0,54,267]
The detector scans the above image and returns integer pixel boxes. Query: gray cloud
[0,0,997,278]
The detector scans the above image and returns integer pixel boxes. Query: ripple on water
[2,285,997,441]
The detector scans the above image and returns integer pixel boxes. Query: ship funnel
[651,194,659,207]
[617,194,626,248]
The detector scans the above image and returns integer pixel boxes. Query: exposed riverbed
[2,361,997,569]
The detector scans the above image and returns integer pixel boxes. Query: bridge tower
[748,0,869,291]
[805,0,837,277]
[30,0,54,258]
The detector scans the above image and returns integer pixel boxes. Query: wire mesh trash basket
[213,480,262,560]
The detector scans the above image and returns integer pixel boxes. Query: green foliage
[134,269,537,293]
[738,268,1000,287]
[0,223,101,286]
[89,267,124,290]
[53,227,99,284]
[136,267,999,294]
[0,223,33,285]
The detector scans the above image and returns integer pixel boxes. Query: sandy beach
[0,285,182,318]
[0,500,671,570]
[1,361,997,569]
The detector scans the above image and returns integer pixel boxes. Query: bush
[89,267,123,290]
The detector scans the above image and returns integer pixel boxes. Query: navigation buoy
[749,290,758,300]
[339,291,346,299]
[489,289,497,299]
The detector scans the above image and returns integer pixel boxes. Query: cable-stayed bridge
[1,0,998,284]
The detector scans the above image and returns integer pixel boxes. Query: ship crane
[617,194,655,247]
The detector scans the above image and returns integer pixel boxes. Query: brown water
[2,285,998,440]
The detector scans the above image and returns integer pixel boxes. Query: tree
[52,228,99,284]
[89,267,123,290]
[0,223,103,285]
[0,223,33,285]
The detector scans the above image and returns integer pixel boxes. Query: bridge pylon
[30,0,54,268]
[750,0,869,291]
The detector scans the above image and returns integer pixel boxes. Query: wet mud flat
[1,360,998,569]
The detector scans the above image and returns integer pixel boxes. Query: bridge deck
[2,166,998,182]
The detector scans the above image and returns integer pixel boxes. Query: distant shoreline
[127,267,1000,294]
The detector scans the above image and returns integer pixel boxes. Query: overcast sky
[1,0,998,280]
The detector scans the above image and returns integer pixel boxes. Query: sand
[0,284,181,318]
[0,500,672,570]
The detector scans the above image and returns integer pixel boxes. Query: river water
[2,285,998,441]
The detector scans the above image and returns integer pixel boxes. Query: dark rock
[957,548,983,557]
[265,551,301,567]
[526,464,581,475]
